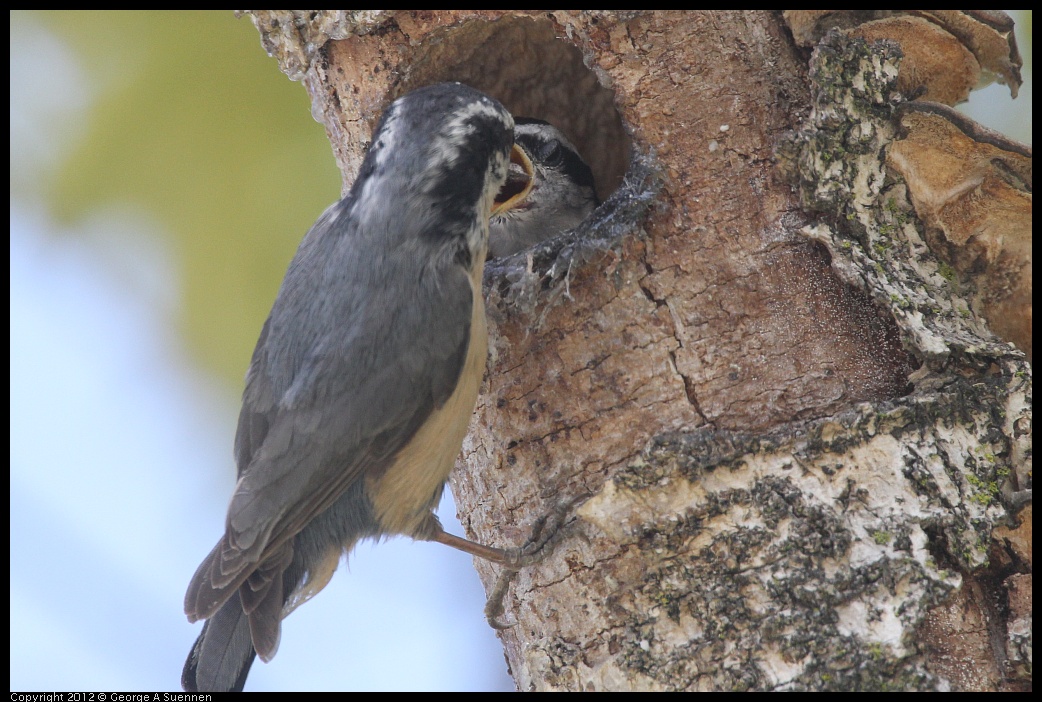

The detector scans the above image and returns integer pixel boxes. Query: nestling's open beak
[492,143,534,216]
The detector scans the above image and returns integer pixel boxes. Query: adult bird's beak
[492,143,534,216]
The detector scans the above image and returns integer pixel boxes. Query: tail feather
[183,483,369,690]
[182,594,257,692]
[246,565,286,662]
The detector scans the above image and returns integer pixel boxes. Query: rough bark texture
[243,10,1031,691]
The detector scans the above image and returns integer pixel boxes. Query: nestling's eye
[493,143,534,215]
[538,140,565,167]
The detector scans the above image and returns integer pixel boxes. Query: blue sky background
[9,10,1031,693]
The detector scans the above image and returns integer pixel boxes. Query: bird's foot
[424,496,582,629]
[483,496,581,629]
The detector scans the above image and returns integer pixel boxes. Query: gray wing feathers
[186,203,473,625]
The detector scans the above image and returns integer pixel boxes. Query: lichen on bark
[755,29,1031,689]
[558,27,1029,692]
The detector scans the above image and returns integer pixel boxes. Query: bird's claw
[484,496,581,629]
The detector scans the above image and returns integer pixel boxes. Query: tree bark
[244,10,1030,691]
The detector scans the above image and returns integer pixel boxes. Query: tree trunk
[244,10,1031,691]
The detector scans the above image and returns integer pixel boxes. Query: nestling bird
[488,118,599,259]
[182,83,532,692]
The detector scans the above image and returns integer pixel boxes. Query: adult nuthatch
[489,118,599,259]
[182,83,532,692]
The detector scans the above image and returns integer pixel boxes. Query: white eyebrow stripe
[427,97,513,172]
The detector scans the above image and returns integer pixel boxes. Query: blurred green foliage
[36,10,341,384]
